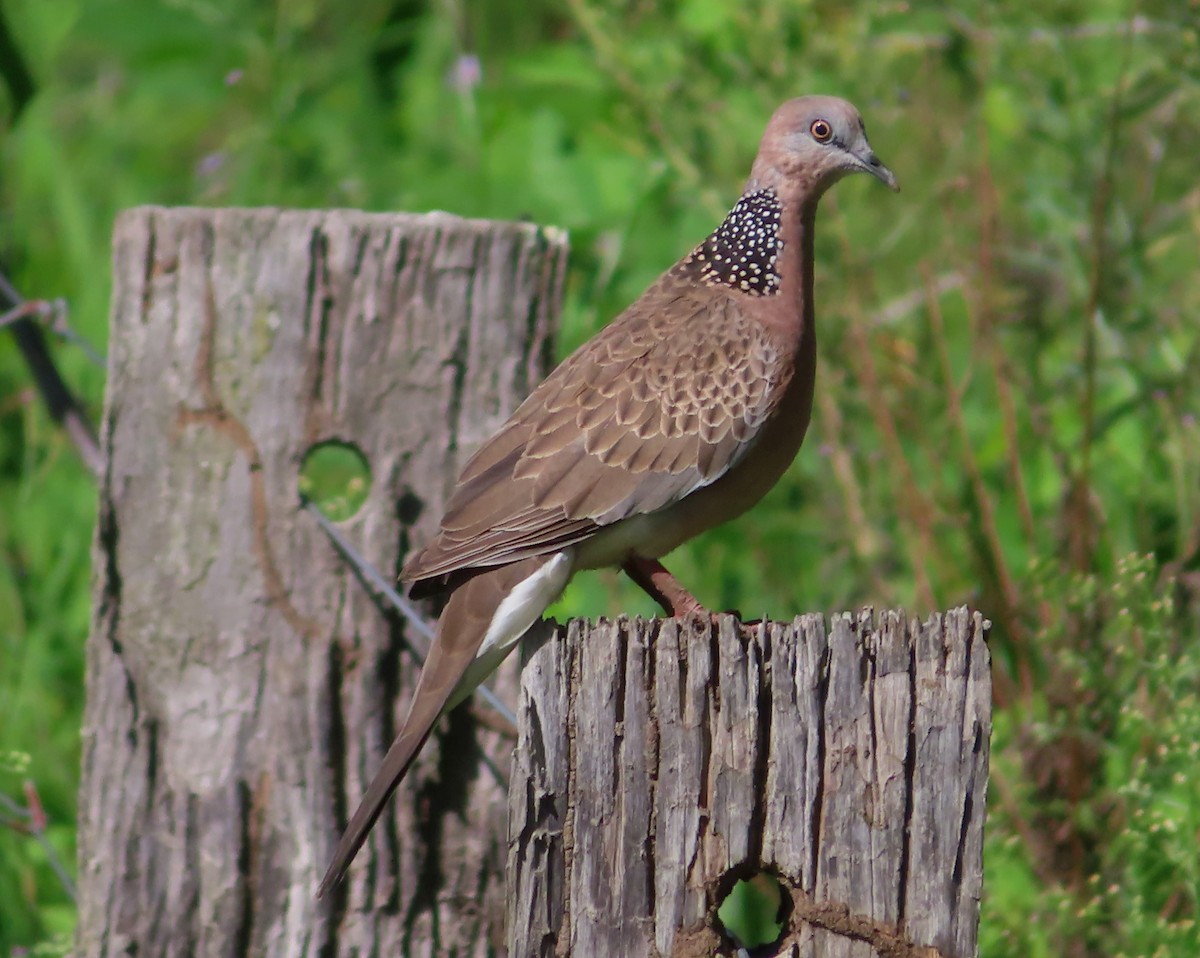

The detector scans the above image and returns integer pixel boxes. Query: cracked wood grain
[508,610,990,958]
[80,205,566,957]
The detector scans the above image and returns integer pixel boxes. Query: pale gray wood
[80,206,566,957]
[508,609,990,958]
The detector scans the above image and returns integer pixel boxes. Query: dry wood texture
[508,609,990,958]
[80,206,566,956]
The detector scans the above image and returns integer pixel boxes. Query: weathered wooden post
[83,204,990,958]
[80,206,567,956]
[508,610,990,957]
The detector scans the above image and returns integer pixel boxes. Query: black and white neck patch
[683,188,784,296]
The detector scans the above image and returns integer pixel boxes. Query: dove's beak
[857,150,899,192]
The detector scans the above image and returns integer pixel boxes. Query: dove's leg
[621,556,710,618]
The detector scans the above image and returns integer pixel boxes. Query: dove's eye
[810,119,833,142]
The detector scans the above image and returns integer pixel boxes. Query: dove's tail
[317,551,571,898]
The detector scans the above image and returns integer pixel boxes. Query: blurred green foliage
[299,440,372,522]
[2,0,1198,954]
[718,871,786,949]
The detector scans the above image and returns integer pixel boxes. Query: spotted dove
[319,95,897,896]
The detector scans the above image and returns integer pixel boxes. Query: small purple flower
[448,54,482,94]
[197,152,226,178]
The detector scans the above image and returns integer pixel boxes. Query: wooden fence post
[80,206,566,956]
[508,610,991,957]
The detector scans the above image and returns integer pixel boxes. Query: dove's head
[750,96,898,199]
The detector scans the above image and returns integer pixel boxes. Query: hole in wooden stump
[396,487,424,525]
[299,441,371,521]
[714,863,788,954]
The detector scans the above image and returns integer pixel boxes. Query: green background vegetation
[2,0,1198,954]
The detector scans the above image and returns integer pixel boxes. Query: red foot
[621,556,714,620]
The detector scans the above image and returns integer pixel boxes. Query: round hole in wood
[299,441,371,521]
[715,864,787,954]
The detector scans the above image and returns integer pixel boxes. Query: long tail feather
[318,553,569,897]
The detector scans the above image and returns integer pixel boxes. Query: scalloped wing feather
[403,272,789,588]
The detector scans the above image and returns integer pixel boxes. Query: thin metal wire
[0,275,106,366]
[0,789,77,901]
